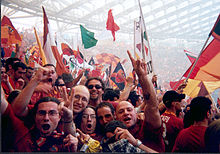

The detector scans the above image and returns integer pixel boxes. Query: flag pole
[185,35,211,82]
[138,0,154,74]
[34,27,47,65]
[134,20,136,58]
[140,16,145,60]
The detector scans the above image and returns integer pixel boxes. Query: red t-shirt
[30,89,60,105]
[1,76,15,95]
[172,125,207,152]
[129,119,165,152]
[161,111,184,151]
[2,104,30,151]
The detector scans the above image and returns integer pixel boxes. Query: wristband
[63,119,73,123]
[136,139,142,147]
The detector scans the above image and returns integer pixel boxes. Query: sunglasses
[88,85,102,89]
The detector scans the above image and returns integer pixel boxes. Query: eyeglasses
[56,84,65,87]
[82,114,96,119]
[37,110,59,117]
[88,85,102,89]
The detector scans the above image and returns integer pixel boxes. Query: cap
[163,90,185,104]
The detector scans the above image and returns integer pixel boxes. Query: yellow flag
[34,27,47,65]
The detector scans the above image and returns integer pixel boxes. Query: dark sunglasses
[56,84,65,87]
[88,85,102,89]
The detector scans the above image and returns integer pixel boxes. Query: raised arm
[118,77,136,102]
[60,90,76,136]
[11,67,48,117]
[127,50,161,129]
[1,87,8,114]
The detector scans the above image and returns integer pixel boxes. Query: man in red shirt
[113,51,165,152]
[172,96,212,152]
[31,64,59,105]
[161,90,185,151]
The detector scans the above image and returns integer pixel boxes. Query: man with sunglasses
[161,90,185,152]
[85,77,105,107]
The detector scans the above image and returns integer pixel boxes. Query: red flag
[169,79,185,90]
[183,39,220,81]
[106,9,120,41]
[197,81,209,97]
[42,7,67,75]
[209,14,220,40]
[110,62,126,90]
[184,50,196,63]
[1,15,22,46]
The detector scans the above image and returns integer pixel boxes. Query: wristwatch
[136,139,142,147]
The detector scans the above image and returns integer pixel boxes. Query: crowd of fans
[1,50,220,152]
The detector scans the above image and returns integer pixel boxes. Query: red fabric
[42,7,67,76]
[1,15,22,46]
[2,104,30,151]
[183,39,220,81]
[30,89,60,105]
[129,119,165,152]
[172,125,207,152]
[169,79,185,90]
[161,112,184,151]
[1,76,15,95]
[106,9,120,41]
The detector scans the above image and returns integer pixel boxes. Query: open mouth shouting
[123,117,132,124]
[42,124,51,130]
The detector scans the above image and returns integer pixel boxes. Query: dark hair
[43,64,56,71]
[55,76,63,86]
[61,73,73,83]
[189,96,212,122]
[12,62,27,71]
[5,57,21,72]
[127,91,139,107]
[96,101,115,116]
[104,120,127,135]
[204,119,220,152]
[7,90,21,104]
[102,89,119,101]
[26,66,34,70]
[75,105,96,130]
[85,77,105,90]
[32,97,60,116]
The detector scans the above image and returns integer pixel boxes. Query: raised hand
[114,127,137,146]
[127,50,148,77]
[63,134,78,152]
[76,128,91,144]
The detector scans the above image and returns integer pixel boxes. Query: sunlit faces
[72,85,90,114]
[87,79,104,101]
[14,67,26,81]
[43,66,57,85]
[80,107,96,134]
[35,101,61,137]
[116,101,137,128]
[97,106,115,127]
